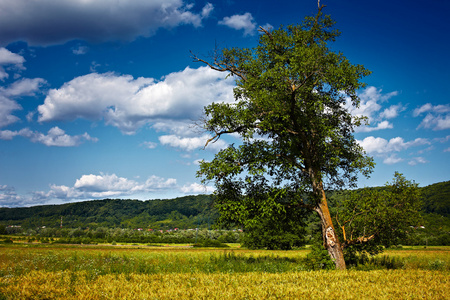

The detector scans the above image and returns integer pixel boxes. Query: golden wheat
[1,269,448,299]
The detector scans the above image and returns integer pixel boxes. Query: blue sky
[0,0,449,207]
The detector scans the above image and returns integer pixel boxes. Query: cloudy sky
[0,0,449,207]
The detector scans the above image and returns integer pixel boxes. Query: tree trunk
[313,184,347,270]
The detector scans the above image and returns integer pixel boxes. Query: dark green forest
[0,181,448,246]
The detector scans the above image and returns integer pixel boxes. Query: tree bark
[313,183,347,270]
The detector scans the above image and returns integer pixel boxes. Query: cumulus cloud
[358,136,430,154]
[0,185,24,207]
[380,104,404,119]
[37,66,235,135]
[0,78,47,97]
[357,120,393,132]
[414,103,450,130]
[383,154,403,165]
[357,136,431,165]
[0,0,214,46]
[0,47,25,80]
[408,157,428,166]
[38,173,178,201]
[0,57,46,128]
[348,86,401,133]
[0,95,21,128]
[159,134,228,152]
[0,126,98,146]
[2,174,213,206]
[181,182,215,194]
[219,13,257,36]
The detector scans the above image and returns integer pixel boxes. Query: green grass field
[0,244,448,299]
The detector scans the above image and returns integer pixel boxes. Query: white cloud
[0,48,25,65]
[38,67,235,135]
[357,136,430,164]
[40,173,178,201]
[181,183,215,194]
[201,3,214,18]
[408,157,428,166]
[413,103,450,116]
[141,141,158,149]
[414,103,450,130]
[0,95,21,128]
[357,120,393,132]
[383,154,403,165]
[0,78,46,97]
[75,174,137,192]
[380,104,404,119]
[0,0,213,46]
[159,134,228,151]
[358,136,430,154]
[219,13,256,36]
[0,185,32,207]
[349,86,400,132]
[0,47,25,80]
[0,126,98,147]
[72,45,89,55]
[0,50,46,128]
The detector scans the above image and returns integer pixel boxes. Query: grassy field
[0,244,448,299]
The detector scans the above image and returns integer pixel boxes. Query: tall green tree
[194,2,374,269]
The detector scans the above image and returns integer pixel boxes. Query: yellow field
[0,245,448,299]
[1,269,448,299]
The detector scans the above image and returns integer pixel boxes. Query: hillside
[0,181,448,242]
[0,195,217,230]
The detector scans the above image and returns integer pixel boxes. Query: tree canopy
[195,4,374,269]
[330,172,422,263]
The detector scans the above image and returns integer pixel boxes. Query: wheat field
[0,244,448,299]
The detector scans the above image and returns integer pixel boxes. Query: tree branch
[190,51,247,81]
[344,234,376,247]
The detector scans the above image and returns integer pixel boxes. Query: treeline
[2,228,242,246]
[0,181,448,246]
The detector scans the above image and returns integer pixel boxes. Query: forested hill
[0,195,217,229]
[420,181,449,217]
[0,181,448,230]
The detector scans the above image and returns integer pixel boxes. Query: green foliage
[304,243,335,270]
[332,172,422,257]
[192,239,229,248]
[214,176,308,250]
[195,4,374,268]
[420,181,450,217]
[197,11,374,193]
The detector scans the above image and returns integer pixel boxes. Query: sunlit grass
[0,244,448,299]
[1,270,448,299]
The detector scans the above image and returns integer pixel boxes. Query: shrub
[304,243,335,270]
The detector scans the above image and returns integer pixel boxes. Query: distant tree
[331,172,422,263]
[194,2,373,269]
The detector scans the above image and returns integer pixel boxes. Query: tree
[331,172,422,264]
[194,2,374,269]
[214,175,308,250]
